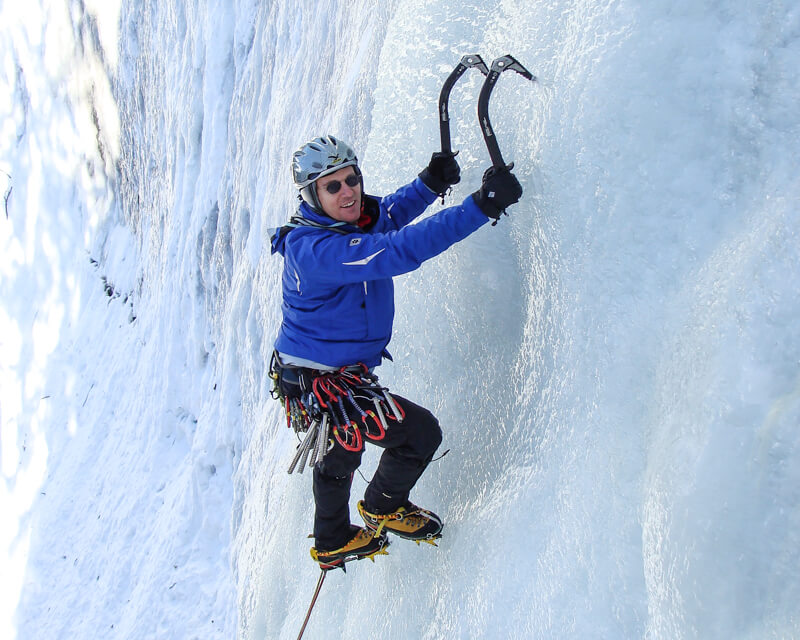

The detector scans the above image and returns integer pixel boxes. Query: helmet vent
[291,136,359,190]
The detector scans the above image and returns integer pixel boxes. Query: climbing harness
[269,352,405,474]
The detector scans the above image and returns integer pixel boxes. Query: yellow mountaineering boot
[310,526,389,571]
[357,500,443,545]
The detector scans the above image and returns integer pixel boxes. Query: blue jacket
[271,177,488,368]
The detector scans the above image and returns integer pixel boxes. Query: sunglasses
[322,173,360,195]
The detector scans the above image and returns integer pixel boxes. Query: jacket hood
[269,203,344,256]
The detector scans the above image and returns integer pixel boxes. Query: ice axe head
[460,53,489,76]
[490,54,535,81]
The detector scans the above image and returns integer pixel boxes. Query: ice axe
[438,54,489,155]
[478,55,536,168]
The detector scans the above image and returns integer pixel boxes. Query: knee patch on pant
[407,409,442,460]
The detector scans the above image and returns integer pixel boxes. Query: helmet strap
[299,184,323,213]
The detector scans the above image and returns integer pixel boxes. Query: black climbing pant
[312,394,442,551]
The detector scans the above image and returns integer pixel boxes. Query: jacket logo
[349,237,362,247]
[342,249,385,266]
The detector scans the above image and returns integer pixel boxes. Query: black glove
[419,151,461,195]
[471,165,523,220]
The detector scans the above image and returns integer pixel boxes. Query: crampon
[309,527,390,572]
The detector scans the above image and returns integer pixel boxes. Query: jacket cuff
[463,193,492,224]
[413,176,441,204]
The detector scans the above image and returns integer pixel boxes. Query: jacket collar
[270,196,380,256]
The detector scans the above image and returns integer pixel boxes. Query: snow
[2,0,799,638]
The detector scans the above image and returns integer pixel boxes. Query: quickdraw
[269,353,404,474]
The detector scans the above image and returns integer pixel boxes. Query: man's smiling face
[316,166,362,223]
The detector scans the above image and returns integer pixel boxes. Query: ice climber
[269,135,523,570]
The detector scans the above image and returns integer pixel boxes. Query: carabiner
[362,409,386,441]
[333,422,363,452]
